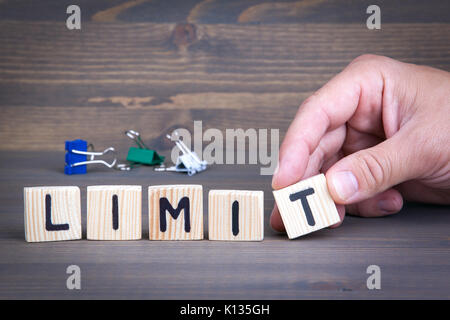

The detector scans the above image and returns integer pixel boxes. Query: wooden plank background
[0,0,449,152]
[0,0,449,299]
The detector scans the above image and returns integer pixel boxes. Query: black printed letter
[232,200,239,236]
[289,188,316,226]
[45,194,70,231]
[160,197,190,232]
[112,194,119,230]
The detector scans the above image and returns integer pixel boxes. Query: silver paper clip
[154,131,208,176]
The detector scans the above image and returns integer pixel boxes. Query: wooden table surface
[0,0,449,299]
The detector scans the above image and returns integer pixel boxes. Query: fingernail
[330,171,358,201]
[378,200,398,214]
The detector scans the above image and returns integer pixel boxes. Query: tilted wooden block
[24,186,81,242]
[208,190,264,241]
[273,174,340,239]
[87,185,142,240]
[148,185,203,240]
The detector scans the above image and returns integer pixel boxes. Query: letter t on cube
[273,174,340,239]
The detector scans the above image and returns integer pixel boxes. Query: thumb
[326,131,420,204]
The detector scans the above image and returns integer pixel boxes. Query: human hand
[271,54,450,231]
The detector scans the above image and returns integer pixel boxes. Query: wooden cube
[24,186,81,242]
[273,174,340,239]
[208,190,264,241]
[148,185,203,240]
[87,185,142,240]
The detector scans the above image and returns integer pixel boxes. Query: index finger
[272,55,387,189]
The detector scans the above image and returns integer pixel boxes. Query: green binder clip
[125,130,165,166]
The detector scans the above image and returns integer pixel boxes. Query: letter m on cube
[148,185,203,240]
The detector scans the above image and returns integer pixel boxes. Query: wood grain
[208,190,264,241]
[0,151,449,299]
[148,185,203,240]
[1,0,448,23]
[24,186,81,242]
[273,174,340,239]
[1,0,449,299]
[87,185,142,240]
[0,21,449,151]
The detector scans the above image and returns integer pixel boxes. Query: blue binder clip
[65,139,129,175]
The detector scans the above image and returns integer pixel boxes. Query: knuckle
[351,54,382,65]
[349,54,392,72]
[301,91,321,109]
[354,150,391,192]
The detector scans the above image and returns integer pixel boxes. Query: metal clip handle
[154,131,208,175]
[125,130,150,150]
[70,145,117,169]
[70,145,131,171]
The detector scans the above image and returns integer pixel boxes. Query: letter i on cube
[208,190,264,241]
[87,185,142,240]
[273,174,340,239]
